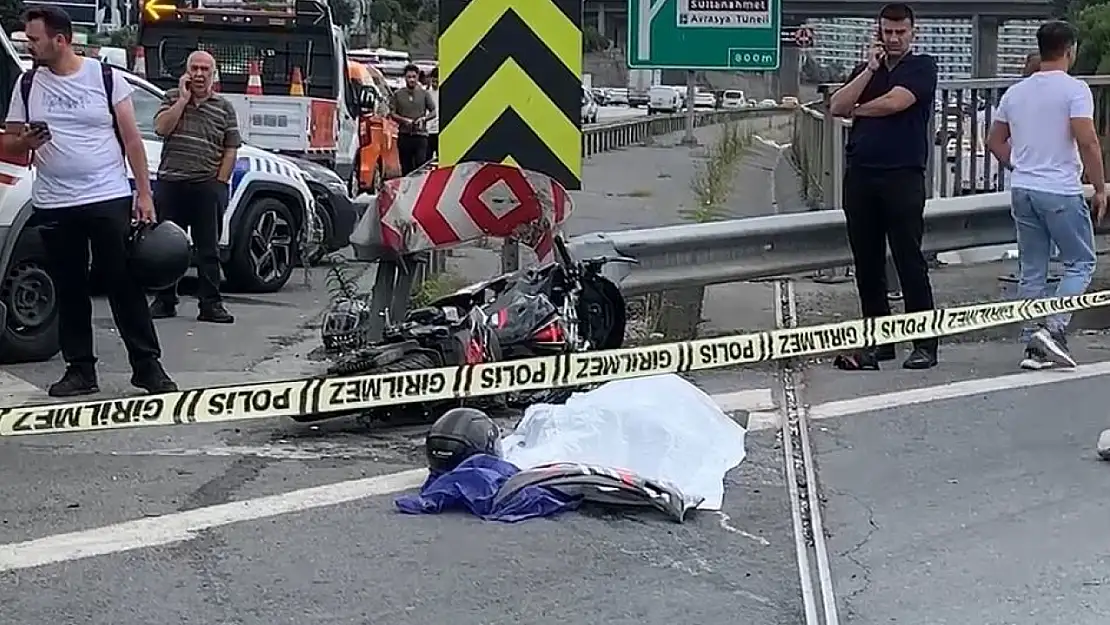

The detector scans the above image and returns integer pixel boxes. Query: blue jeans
[1011,188,1097,342]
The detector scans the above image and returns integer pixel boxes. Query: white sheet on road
[501,374,747,510]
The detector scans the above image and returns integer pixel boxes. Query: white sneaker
[1028,328,1077,368]
[1098,429,1110,461]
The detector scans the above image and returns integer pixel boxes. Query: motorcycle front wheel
[289,352,439,423]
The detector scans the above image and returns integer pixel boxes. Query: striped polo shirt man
[151,50,241,324]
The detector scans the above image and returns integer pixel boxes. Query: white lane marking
[807,359,1110,422]
[713,388,776,413]
[0,468,428,572]
[0,370,46,407]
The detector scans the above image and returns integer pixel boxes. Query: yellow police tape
[2,289,1109,436]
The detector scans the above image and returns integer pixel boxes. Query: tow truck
[138,0,401,196]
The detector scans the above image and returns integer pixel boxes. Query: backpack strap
[18,70,35,168]
[100,61,126,154]
[19,69,34,124]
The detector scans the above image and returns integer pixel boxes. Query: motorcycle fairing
[491,462,703,523]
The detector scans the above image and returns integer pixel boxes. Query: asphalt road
[3,128,1110,623]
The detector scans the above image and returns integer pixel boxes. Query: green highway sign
[627,0,782,71]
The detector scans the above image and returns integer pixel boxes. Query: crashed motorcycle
[307,234,635,424]
[427,234,635,405]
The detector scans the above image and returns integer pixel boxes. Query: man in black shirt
[829,2,938,370]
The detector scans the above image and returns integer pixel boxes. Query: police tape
[2,289,1109,436]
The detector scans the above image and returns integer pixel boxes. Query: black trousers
[398,133,429,175]
[37,196,162,368]
[842,166,937,349]
[153,179,227,307]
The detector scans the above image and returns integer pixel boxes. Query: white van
[647,84,681,115]
[721,90,745,109]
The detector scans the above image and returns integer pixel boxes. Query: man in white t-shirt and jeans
[987,20,1105,374]
[1,6,176,397]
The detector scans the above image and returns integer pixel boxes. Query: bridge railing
[792,75,1110,210]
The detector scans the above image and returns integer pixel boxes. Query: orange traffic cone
[246,60,263,95]
[212,69,221,93]
[132,46,146,77]
[289,66,304,96]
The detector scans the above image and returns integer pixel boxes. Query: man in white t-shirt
[987,20,1105,372]
[1,6,176,397]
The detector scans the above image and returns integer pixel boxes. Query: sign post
[628,0,781,143]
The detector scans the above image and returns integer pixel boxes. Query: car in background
[693,89,717,109]
[647,84,682,114]
[582,86,599,124]
[606,87,629,105]
[721,90,746,109]
[759,98,778,107]
[590,87,609,105]
[781,96,800,108]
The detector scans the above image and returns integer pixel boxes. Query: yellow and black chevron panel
[438,0,583,190]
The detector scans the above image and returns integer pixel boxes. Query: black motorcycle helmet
[321,298,375,352]
[128,221,191,291]
[425,407,502,474]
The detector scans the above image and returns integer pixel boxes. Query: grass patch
[410,270,469,308]
[683,122,753,223]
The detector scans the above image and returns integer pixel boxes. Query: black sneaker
[902,345,938,370]
[150,299,177,319]
[131,361,178,394]
[198,302,234,324]
[48,365,99,398]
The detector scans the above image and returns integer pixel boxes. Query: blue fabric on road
[395,454,580,522]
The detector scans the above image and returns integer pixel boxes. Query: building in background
[806,18,1039,80]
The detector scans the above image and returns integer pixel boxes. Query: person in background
[3,6,176,396]
[827,2,939,371]
[426,67,439,159]
[986,20,1104,371]
[1022,52,1041,77]
[150,50,239,324]
[390,63,436,175]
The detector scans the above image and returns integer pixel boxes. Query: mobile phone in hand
[28,121,50,140]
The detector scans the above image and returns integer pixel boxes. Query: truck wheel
[0,226,61,363]
[224,197,297,293]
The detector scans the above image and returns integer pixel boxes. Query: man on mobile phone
[986,21,1103,371]
[390,63,436,174]
[150,50,239,324]
[1,6,176,397]
[827,2,939,371]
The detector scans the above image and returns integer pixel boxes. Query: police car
[0,36,337,364]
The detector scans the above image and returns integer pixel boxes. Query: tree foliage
[331,0,358,29]
[368,0,435,45]
[1074,1,1110,74]
[0,0,23,34]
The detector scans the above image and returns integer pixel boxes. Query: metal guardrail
[582,106,792,157]
[792,75,1110,209]
[566,190,1020,296]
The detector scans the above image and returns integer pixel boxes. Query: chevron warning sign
[438,0,583,190]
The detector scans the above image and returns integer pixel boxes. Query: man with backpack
[1,6,176,397]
